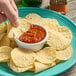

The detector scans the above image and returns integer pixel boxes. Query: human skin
[0,0,19,26]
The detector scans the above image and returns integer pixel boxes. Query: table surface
[41,0,76,76]
[15,0,76,76]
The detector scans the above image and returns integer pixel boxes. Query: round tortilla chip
[10,39,17,48]
[56,45,73,60]
[34,62,51,73]
[58,26,72,41]
[11,48,35,68]
[8,59,33,72]
[34,47,56,64]
[30,62,56,73]
[0,46,12,62]
[7,21,12,34]
[47,30,70,50]
[0,23,7,35]
[0,33,5,40]
[42,18,59,31]
[8,18,30,39]
[0,34,10,47]
[25,13,41,19]
[25,13,43,25]
[55,59,61,64]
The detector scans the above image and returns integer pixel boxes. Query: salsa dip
[14,24,48,51]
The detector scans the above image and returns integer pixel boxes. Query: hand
[0,0,19,26]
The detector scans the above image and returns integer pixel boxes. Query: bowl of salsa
[14,24,48,51]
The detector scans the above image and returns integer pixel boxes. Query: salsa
[19,24,46,43]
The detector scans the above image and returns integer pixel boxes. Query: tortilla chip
[7,21,12,34]
[8,18,30,39]
[42,18,59,31]
[0,46,12,62]
[10,39,17,48]
[58,26,72,41]
[0,33,5,40]
[25,13,41,19]
[47,30,70,50]
[34,47,56,64]
[30,62,56,73]
[11,48,35,68]
[0,34,10,46]
[0,23,7,35]
[56,45,73,60]
[25,13,43,25]
[55,59,61,64]
[8,59,33,72]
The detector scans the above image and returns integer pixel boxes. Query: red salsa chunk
[19,24,46,43]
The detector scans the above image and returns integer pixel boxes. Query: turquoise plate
[0,7,76,76]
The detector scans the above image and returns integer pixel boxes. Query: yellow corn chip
[0,34,10,47]
[0,33,5,40]
[56,45,73,60]
[7,21,12,34]
[47,30,70,50]
[58,26,72,41]
[55,59,61,64]
[8,59,33,72]
[11,48,35,68]
[8,18,30,39]
[0,23,7,35]
[25,13,43,25]
[0,46,12,62]
[34,47,56,64]
[10,39,17,48]
[30,62,56,73]
[42,18,59,31]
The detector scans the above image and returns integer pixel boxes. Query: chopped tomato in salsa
[19,24,46,43]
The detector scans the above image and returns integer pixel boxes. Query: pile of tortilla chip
[0,13,73,73]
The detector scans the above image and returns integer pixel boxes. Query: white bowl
[14,24,48,52]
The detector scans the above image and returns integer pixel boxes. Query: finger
[0,0,19,26]
[0,13,7,23]
[9,0,18,16]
